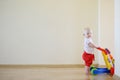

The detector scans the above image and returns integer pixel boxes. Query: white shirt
[84,37,94,54]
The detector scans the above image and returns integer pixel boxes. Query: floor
[0,68,114,80]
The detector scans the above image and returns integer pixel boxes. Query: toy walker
[90,48,114,76]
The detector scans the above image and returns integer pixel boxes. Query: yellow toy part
[102,51,114,70]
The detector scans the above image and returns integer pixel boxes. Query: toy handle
[97,47,107,54]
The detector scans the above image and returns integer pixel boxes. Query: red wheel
[110,67,114,75]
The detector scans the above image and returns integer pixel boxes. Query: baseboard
[0,64,98,68]
[113,74,120,80]
[98,65,106,68]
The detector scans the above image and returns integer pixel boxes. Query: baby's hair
[83,27,92,36]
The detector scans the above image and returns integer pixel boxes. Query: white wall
[0,0,98,64]
[114,0,120,77]
[98,0,114,65]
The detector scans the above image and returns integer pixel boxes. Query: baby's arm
[88,42,98,48]
[88,42,107,53]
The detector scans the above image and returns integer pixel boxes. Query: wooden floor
[0,68,115,80]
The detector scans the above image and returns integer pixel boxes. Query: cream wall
[98,0,114,65]
[114,0,120,77]
[0,0,98,64]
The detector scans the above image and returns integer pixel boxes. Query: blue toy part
[90,66,110,75]
[93,68,110,75]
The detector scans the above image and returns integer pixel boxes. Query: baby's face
[86,32,92,38]
[84,30,92,38]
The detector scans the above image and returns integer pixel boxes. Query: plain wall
[98,0,114,65]
[0,0,98,64]
[114,0,120,77]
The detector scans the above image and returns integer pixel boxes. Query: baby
[82,27,98,77]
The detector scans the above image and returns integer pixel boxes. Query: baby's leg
[85,66,90,80]
[85,66,90,75]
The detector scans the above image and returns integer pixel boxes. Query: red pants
[82,51,95,67]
